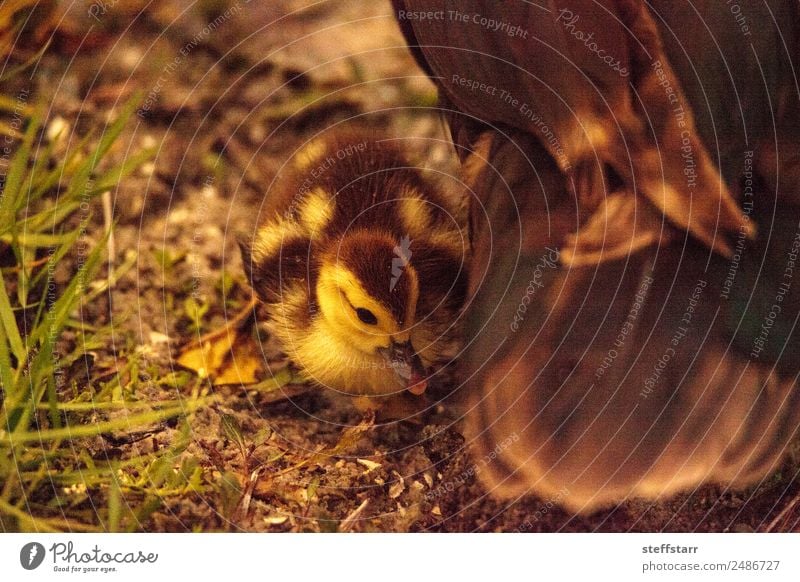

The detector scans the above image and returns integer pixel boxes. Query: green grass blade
[63,95,141,206]
[0,106,41,232]
[0,311,13,397]
[0,271,25,363]
[91,95,142,164]
[107,475,122,532]
[88,147,154,195]
[26,131,96,206]
[30,227,82,289]
[0,93,33,114]
[0,230,81,248]
[26,229,105,352]
[22,201,81,233]
[0,121,22,139]
[0,41,50,84]
[1,397,213,444]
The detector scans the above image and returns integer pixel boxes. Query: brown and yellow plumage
[241,131,467,396]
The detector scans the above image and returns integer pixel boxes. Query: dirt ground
[15,0,798,532]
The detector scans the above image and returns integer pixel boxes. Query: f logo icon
[20,542,45,570]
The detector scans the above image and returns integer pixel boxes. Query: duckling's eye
[355,307,378,325]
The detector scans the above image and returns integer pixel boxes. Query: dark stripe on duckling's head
[332,230,417,328]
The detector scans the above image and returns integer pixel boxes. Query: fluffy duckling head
[315,230,427,394]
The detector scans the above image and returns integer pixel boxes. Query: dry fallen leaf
[357,458,382,473]
[177,297,311,396]
[264,515,288,526]
[177,324,263,385]
[388,470,405,500]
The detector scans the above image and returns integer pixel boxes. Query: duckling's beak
[378,340,428,395]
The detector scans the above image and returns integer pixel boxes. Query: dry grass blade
[764,490,800,532]
[339,498,369,532]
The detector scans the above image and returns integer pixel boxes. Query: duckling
[241,130,467,396]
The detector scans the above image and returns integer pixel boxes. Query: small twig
[102,190,115,312]
[764,490,800,532]
[236,466,263,522]
[339,498,370,533]
[0,255,52,274]
[101,422,169,447]
[266,445,325,480]
[186,293,258,349]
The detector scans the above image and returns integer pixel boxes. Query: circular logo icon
[20,542,46,570]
